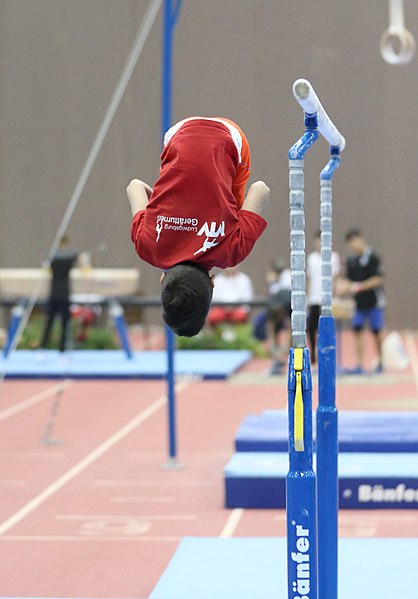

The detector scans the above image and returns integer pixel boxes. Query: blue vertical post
[3,304,24,358]
[162,0,183,136]
[109,301,133,359]
[287,115,319,599]
[162,0,183,463]
[316,148,340,599]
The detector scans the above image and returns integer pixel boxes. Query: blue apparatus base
[224,451,418,509]
[150,536,418,599]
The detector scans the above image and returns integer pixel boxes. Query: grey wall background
[1,0,417,328]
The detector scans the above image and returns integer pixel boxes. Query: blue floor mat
[235,409,418,452]
[0,349,252,380]
[224,451,418,509]
[150,537,418,599]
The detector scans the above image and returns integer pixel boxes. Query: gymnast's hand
[126,179,154,216]
[241,180,270,216]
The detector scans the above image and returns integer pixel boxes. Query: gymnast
[127,117,270,337]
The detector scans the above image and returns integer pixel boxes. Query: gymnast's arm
[126,179,153,216]
[241,180,270,216]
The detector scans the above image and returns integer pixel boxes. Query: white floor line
[0,535,182,542]
[94,480,217,487]
[126,451,229,459]
[0,381,189,537]
[219,508,244,538]
[0,380,72,423]
[0,452,63,459]
[0,480,25,487]
[404,331,418,398]
[109,496,176,503]
[55,514,196,521]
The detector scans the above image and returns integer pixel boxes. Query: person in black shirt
[267,287,292,375]
[40,235,78,352]
[340,228,385,373]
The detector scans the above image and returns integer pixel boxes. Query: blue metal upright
[162,0,183,135]
[286,114,319,599]
[316,147,341,599]
[109,301,133,359]
[161,0,183,462]
[289,78,345,599]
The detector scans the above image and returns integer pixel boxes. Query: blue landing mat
[0,349,251,380]
[235,409,418,452]
[224,452,418,509]
[150,537,418,599]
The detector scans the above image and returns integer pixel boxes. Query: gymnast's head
[160,263,214,337]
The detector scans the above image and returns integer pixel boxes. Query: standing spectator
[40,235,78,353]
[267,286,292,375]
[267,259,292,296]
[207,267,254,326]
[337,228,385,373]
[252,258,292,375]
[253,258,291,342]
[307,231,341,366]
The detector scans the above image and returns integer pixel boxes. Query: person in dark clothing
[337,228,385,373]
[40,235,78,352]
[267,288,292,375]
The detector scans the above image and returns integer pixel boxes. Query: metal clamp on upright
[288,347,313,454]
[293,347,304,452]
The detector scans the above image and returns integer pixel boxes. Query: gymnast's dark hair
[161,263,213,337]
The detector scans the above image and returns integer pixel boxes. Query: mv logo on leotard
[155,214,199,242]
[194,221,225,255]
[155,221,163,242]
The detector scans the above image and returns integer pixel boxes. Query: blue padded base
[224,452,418,509]
[0,349,251,380]
[235,409,418,452]
[150,537,418,599]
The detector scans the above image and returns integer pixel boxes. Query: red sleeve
[224,210,267,266]
[130,210,146,254]
[239,209,267,238]
[231,135,251,209]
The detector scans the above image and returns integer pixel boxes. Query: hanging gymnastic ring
[380,28,416,64]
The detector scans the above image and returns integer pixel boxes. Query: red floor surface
[1,331,418,598]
